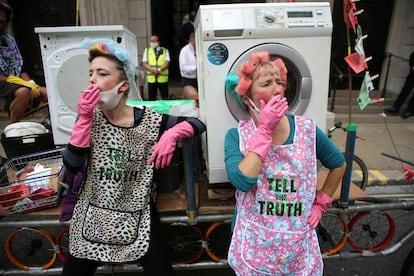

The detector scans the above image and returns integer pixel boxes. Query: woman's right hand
[78,85,100,119]
[258,96,288,131]
[69,85,101,148]
[247,96,288,161]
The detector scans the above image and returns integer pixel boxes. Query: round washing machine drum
[225,43,312,121]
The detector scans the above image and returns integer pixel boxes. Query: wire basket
[0,148,64,214]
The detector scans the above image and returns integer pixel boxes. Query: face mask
[246,97,260,120]
[150,42,159,49]
[98,81,125,110]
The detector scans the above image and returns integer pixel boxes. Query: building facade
[74,0,414,93]
[6,0,414,95]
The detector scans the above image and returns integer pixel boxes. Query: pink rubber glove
[148,121,194,169]
[248,96,288,160]
[308,191,334,229]
[402,165,414,182]
[69,85,100,148]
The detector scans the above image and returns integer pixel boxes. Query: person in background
[136,61,146,100]
[181,84,205,181]
[179,32,197,90]
[181,84,199,109]
[384,51,414,118]
[224,51,346,275]
[0,2,47,123]
[141,34,170,100]
[60,38,206,275]
[179,9,196,47]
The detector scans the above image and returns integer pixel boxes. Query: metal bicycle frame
[2,139,414,274]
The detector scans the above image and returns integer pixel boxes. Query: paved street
[330,122,414,186]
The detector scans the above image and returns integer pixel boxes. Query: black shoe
[383,107,399,116]
[401,111,414,119]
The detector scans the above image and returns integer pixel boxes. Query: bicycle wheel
[56,226,69,262]
[205,220,232,262]
[348,211,395,252]
[346,154,368,191]
[317,214,348,255]
[161,222,204,264]
[5,227,57,270]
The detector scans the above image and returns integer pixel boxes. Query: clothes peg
[354,9,364,16]
[369,74,379,81]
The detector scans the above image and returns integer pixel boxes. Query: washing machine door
[225,43,311,121]
[43,46,90,145]
[36,26,139,145]
[56,52,90,113]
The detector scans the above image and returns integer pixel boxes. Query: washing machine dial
[257,8,284,27]
[264,10,276,23]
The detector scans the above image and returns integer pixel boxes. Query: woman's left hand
[148,121,194,169]
[308,191,333,228]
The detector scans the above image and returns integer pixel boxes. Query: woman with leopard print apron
[60,39,205,275]
[224,52,346,275]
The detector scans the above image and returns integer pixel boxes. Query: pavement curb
[367,170,411,187]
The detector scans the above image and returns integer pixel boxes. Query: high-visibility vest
[144,47,169,83]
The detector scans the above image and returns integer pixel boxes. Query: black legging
[62,201,173,275]
[392,71,414,112]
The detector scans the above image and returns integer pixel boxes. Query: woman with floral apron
[224,52,346,275]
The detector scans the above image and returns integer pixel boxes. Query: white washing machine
[195,3,333,184]
[35,26,138,145]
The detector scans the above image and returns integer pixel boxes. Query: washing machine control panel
[198,3,332,40]
[256,6,331,29]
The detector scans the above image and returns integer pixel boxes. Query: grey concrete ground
[330,121,414,186]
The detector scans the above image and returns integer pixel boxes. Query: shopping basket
[0,147,64,214]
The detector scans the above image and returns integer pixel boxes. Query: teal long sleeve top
[224,114,345,193]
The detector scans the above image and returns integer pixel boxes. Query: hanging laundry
[357,71,375,110]
[344,52,367,74]
[354,25,367,57]
[343,0,358,32]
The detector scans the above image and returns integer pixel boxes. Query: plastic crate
[1,132,55,159]
[0,148,64,214]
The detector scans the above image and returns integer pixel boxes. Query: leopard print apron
[69,107,163,263]
[228,116,323,275]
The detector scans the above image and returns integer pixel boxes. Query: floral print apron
[0,34,23,76]
[228,116,323,275]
